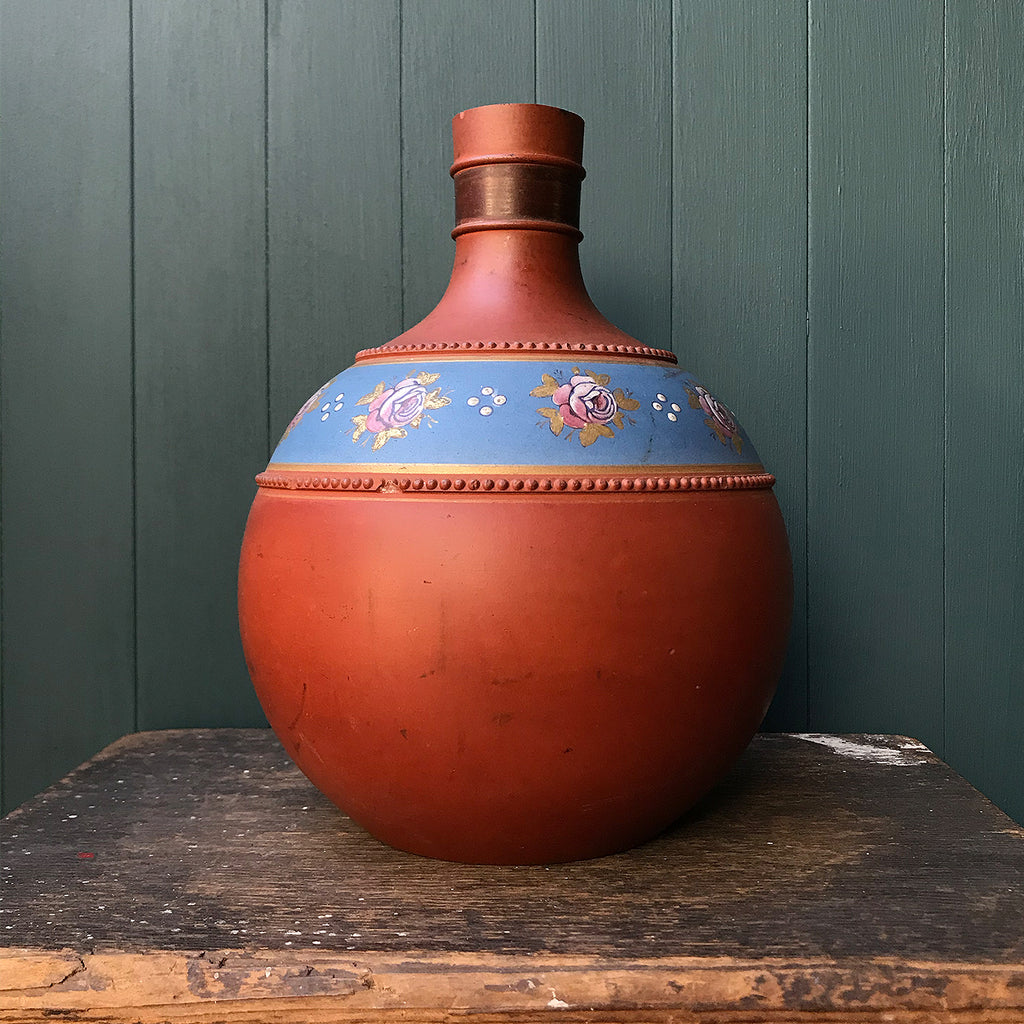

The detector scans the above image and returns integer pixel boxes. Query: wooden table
[2,730,1022,1023]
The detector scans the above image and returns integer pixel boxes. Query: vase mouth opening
[451,103,585,178]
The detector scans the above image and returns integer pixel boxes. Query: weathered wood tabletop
[1,729,1022,1023]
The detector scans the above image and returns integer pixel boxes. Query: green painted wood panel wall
[2,1,1021,823]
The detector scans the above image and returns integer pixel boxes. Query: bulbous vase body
[238,104,792,864]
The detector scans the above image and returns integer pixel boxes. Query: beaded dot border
[355,340,676,363]
[256,471,776,493]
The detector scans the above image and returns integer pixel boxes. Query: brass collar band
[452,163,583,239]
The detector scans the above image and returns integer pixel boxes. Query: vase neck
[384,102,642,350]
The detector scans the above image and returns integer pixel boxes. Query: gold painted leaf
[612,412,624,429]
[595,423,615,438]
[687,392,702,409]
[617,392,640,411]
[538,407,564,435]
[590,372,611,385]
[424,388,451,409]
[732,435,744,455]
[415,371,441,385]
[531,374,559,398]
[350,414,368,441]
[358,381,386,406]
[371,427,407,452]
[578,423,600,447]
[572,366,581,376]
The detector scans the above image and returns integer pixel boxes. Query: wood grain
[807,1,945,745]
[537,0,672,349]
[0,729,1020,958]
[2,729,1022,1022]
[400,0,535,329]
[0,0,135,810]
[267,1,402,442]
[132,0,267,730]
[671,0,809,730]
[944,3,1024,825]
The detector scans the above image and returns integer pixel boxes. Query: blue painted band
[270,359,762,470]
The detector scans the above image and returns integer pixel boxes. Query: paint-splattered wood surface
[2,729,1022,1023]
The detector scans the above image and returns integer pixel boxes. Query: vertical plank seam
[264,0,271,461]
[940,0,948,758]
[0,5,5,808]
[398,0,406,330]
[804,0,812,730]
[0,2,5,807]
[668,0,674,355]
[533,0,538,103]
[129,0,139,735]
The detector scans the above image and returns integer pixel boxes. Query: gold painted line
[352,353,679,368]
[267,462,767,475]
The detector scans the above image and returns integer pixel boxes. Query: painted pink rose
[279,380,331,442]
[366,378,427,433]
[552,375,618,428]
[695,385,739,438]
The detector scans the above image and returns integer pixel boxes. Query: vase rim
[451,102,585,177]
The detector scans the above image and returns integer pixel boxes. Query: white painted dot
[334,402,344,411]
[335,393,344,401]
[467,396,480,406]
[479,406,493,416]
[656,393,667,402]
[671,403,681,412]
[667,412,677,422]
[652,402,663,411]
[493,394,507,405]
[320,413,330,421]
[321,403,330,412]
[481,386,494,395]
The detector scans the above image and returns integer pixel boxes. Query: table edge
[2,946,1023,1020]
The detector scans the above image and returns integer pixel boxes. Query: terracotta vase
[238,103,792,864]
